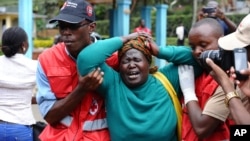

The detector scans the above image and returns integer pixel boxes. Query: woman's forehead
[124,48,142,56]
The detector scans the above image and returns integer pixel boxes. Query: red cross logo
[89,99,98,115]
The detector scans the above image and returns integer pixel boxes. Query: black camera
[198,48,248,80]
[202,7,216,18]
[202,7,216,14]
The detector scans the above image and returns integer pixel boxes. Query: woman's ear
[22,41,29,53]
[23,47,26,52]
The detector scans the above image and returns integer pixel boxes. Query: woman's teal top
[77,37,202,141]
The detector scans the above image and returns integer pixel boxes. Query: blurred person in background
[198,0,237,35]
[0,26,37,141]
[90,32,102,42]
[134,18,152,35]
[176,22,187,46]
[53,34,62,45]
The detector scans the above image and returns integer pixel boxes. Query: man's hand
[206,58,235,93]
[235,63,250,96]
[78,67,104,91]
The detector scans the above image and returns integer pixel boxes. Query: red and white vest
[38,43,117,141]
[182,73,230,141]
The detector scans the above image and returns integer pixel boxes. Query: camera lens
[198,50,221,71]
[198,49,234,72]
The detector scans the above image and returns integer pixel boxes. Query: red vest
[38,43,117,141]
[134,26,152,35]
[182,73,230,141]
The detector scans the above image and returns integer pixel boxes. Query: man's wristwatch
[225,91,240,107]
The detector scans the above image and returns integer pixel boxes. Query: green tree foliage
[0,0,245,39]
[94,4,112,20]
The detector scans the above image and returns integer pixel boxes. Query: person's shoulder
[17,55,38,70]
[100,37,122,43]
[0,55,4,59]
[44,43,65,53]
[146,27,151,32]
[23,56,38,63]
[27,59,38,70]
[39,43,66,59]
[159,63,178,73]
[213,85,224,94]
[134,27,140,32]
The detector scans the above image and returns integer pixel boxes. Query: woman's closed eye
[121,58,142,64]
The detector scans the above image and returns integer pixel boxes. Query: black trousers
[177,38,185,46]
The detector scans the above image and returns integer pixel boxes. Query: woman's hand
[147,38,159,56]
[121,32,152,43]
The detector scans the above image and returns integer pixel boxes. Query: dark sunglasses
[57,22,90,31]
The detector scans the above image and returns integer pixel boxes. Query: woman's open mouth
[128,71,140,79]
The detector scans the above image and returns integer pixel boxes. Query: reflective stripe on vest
[83,119,107,131]
[61,116,73,127]
[60,116,108,131]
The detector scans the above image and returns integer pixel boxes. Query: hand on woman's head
[118,36,153,64]
[147,38,159,56]
[122,32,152,43]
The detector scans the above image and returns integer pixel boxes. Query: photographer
[206,58,250,125]
[198,0,236,35]
[205,14,250,125]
